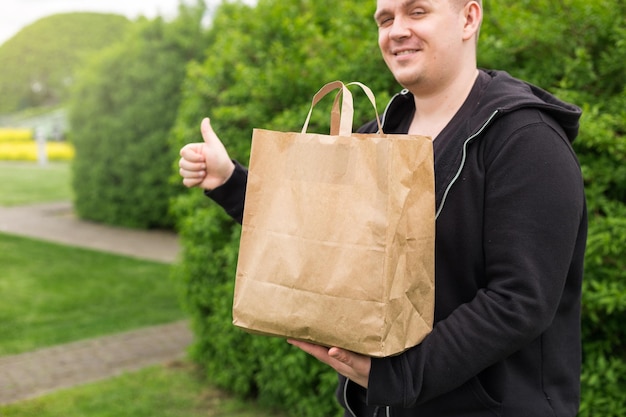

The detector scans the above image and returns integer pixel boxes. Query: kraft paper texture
[232,82,435,357]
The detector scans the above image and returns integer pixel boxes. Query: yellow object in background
[0,142,74,161]
[0,128,34,143]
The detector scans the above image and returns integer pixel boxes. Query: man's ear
[462,1,482,42]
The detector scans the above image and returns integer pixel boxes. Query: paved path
[0,321,192,405]
[0,201,179,263]
[0,202,192,405]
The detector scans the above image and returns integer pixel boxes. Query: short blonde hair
[452,0,482,10]
[452,0,482,43]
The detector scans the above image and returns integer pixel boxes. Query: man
[178,0,587,415]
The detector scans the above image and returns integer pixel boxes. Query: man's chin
[393,74,422,92]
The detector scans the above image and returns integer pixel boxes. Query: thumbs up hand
[179,118,235,190]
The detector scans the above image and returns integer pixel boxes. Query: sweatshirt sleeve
[204,160,248,224]
[367,115,586,407]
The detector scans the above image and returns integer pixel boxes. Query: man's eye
[378,17,394,27]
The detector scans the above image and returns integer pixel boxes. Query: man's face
[375,0,468,93]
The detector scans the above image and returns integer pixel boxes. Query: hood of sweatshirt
[369,69,582,144]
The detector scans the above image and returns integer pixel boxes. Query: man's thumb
[200,117,218,145]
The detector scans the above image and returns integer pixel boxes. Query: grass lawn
[0,361,286,417]
[0,160,283,416]
[0,160,184,355]
[0,233,184,355]
[0,161,72,205]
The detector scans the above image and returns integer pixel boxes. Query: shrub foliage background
[168,0,625,416]
[69,2,208,228]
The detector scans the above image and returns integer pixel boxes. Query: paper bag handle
[301,81,383,136]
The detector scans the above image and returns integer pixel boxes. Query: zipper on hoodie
[435,109,500,219]
[379,92,501,219]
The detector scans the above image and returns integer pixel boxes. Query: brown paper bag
[232,81,435,357]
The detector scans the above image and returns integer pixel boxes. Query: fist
[178,118,235,190]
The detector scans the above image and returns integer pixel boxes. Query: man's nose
[389,15,411,39]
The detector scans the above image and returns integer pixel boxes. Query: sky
[0,0,215,46]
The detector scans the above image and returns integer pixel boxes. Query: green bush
[171,0,626,415]
[69,2,207,229]
[169,2,383,414]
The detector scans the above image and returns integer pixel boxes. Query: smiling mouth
[394,49,419,56]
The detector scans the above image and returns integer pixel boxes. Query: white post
[35,127,47,166]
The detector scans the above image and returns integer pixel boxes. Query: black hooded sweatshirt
[206,69,587,417]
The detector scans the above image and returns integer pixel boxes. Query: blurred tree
[0,13,130,113]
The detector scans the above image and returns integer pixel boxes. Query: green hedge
[170,0,626,416]
[69,3,207,229]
